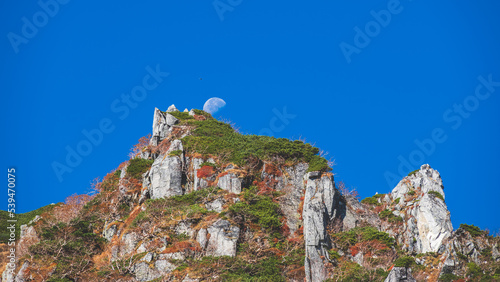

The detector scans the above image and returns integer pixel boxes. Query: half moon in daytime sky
[203,97,226,114]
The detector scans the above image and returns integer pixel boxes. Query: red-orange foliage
[162,240,200,254]
[264,163,282,177]
[193,114,206,121]
[374,205,385,214]
[197,165,215,179]
[295,226,304,236]
[350,244,360,256]
[281,220,291,237]
[129,134,151,159]
[53,193,92,224]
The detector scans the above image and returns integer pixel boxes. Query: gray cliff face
[144,155,183,199]
[150,107,179,146]
[217,170,243,194]
[303,172,340,282]
[388,164,453,254]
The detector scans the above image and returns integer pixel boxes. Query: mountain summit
[2,105,499,281]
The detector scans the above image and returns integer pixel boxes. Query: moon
[203,97,226,114]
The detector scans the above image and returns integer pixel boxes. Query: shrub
[407,190,415,196]
[393,197,400,205]
[460,224,485,237]
[182,116,331,172]
[361,194,384,206]
[168,111,193,120]
[408,169,419,176]
[126,158,154,179]
[439,273,462,282]
[428,191,444,201]
[379,209,393,219]
[228,186,282,231]
[378,209,403,224]
[328,249,341,260]
[467,262,482,278]
[199,162,217,168]
[394,256,415,268]
[0,204,60,243]
[332,226,394,250]
[169,150,183,156]
[30,219,106,280]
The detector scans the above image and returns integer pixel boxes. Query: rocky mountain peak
[2,106,498,282]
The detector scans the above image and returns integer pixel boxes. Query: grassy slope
[0,204,60,243]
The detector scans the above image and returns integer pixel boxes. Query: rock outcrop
[144,154,183,199]
[303,172,340,282]
[388,164,453,253]
[150,106,179,146]
[205,220,240,257]
[6,106,499,282]
[385,267,416,282]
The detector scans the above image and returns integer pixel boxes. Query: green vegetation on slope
[228,186,283,231]
[332,226,395,250]
[126,158,154,179]
[361,193,384,206]
[0,204,60,243]
[459,223,487,237]
[179,112,331,172]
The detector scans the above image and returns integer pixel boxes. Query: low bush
[169,150,183,156]
[459,223,485,237]
[126,158,154,179]
[438,273,462,282]
[361,194,384,206]
[332,226,394,250]
[428,191,444,201]
[168,111,193,120]
[229,193,282,230]
[394,256,415,268]
[182,115,331,172]
[408,169,419,176]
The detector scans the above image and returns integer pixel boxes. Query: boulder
[205,220,239,257]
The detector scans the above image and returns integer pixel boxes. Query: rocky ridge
[2,105,499,282]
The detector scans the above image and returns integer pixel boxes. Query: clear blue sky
[1,1,499,232]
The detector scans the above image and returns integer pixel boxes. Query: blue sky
[1,0,499,232]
